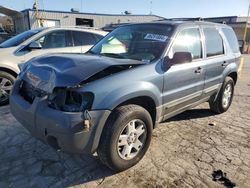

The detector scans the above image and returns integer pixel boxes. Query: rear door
[71,31,100,53]
[200,27,229,98]
[162,27,206,118]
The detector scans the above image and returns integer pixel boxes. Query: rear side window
[170,28,202,60]
[72,31,97,46]
[222,28,240,53]
[203,28,224,57]
[94,34,104,42]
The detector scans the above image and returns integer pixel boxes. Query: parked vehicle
[10,21,240,171]
[0,27,107,105]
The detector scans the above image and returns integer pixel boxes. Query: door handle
[195,67,202,74]
[222,61,229,67]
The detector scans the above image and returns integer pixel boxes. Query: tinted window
[0,29,43,48]
[35,30,71,49]
[72,31,97,46]
[204,28,224,57]
[222,28,240,53]
[170,28,202,60]
[94,34,104,42]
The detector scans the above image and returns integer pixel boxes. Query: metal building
[11,8,164,33]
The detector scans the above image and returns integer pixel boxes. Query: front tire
[0,71,15,106]
[209,77,234,114]
[97,104,153,172]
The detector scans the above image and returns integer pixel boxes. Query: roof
[102,20,232,32]
[0,6,22,17]
[34,26,108,35]
[165,16,239,24]
[119,20,234,30]
[138,20,229,26]
[21,8,164,18]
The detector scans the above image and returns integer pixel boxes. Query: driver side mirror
[28,41,42,50]
[163,52,192,71]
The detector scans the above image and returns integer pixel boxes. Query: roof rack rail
[49,25,103,30]
[197,17,203,21]
[164,17,204,22]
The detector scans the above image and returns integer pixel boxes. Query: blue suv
[10,21,241,171]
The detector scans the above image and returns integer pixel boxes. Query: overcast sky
[1,0,249,18]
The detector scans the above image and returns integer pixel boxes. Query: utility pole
[150,1,152,15]
[35,0,39,26]
[243,3,250,43]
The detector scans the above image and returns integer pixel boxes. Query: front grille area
[19,81,47,103]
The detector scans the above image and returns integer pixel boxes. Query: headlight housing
[48,88,94,112]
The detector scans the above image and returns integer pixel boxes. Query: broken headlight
[48,89,94,112]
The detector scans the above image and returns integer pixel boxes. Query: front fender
[92,81,162,110]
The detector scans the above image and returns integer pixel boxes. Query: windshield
[89,24,174,62]
[0,28,44,48]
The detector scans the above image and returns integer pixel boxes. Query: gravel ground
[0,55,249,188]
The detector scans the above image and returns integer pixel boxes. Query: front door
[162,27,205,118]
[24,30,73,61]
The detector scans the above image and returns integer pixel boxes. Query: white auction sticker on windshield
[144,34,168,42]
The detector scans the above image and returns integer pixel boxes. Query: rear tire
[209,77,234,114]
[97,104,153,172]
[0,71,15,106]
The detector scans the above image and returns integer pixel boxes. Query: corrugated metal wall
[13,11,30,33]
[27,10,163,29]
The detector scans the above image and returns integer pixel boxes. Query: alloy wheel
[222,83,232,108]
[117,119,147,160]
[0,77,13,103]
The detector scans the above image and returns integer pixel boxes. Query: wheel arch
[227,71,237,85]
[116,96,157,128]
[0,67,18,78]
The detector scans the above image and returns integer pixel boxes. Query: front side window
[203,27,224,57]
[169,28,202,60]
[35,30,71,49]
[72,31,97,46]
[89,24,174,62]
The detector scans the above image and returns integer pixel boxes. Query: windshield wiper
[100,53,125,59]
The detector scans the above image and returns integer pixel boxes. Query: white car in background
[0,27,107,105]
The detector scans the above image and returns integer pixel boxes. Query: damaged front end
[18,79,94,113]
[47,88,94,112]
[11,53,146,153]
[18,54,144,112]
[11,77,111,153]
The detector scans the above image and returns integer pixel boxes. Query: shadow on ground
[0,106,115,187]
[1,137,115,187]
[166,108,216,122]
[0,106,217,187]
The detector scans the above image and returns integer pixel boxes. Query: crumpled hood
[20,53,144,93]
